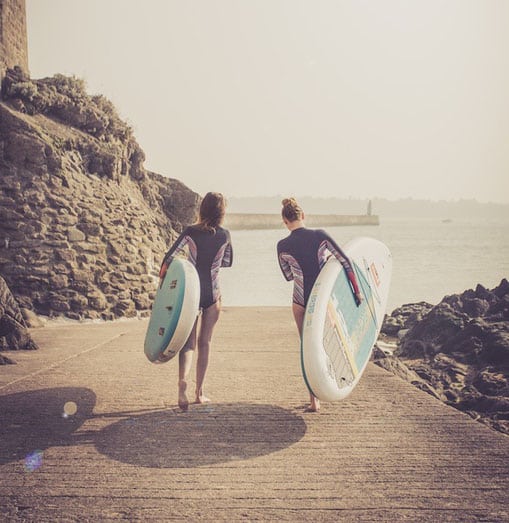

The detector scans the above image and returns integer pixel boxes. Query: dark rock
[487,295,509,321]
[376,279,509,436]
[0,276,39,353]
[397,339,431,359]
[373,346,445,402]
[462,298,490,318]
[380,316,401,336]
[21,308,45,328]
[440,319,509,366]
[472,368,509,397]
[493,278,509,298]
[381,302,433,337]
[0,353,16,365]
[397,302,468,358]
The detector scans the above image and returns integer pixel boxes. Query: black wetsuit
[277,227,360,307]
[162,226,233,309]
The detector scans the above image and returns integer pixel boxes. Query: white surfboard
[144,258,200,364]
[301,237,392,401]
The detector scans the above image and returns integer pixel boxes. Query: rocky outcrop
[0,275,38,364]
[380,301,434,338]
[0,68,200,320]
[377,280,509,435]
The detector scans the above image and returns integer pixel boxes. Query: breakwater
[224,213,379,230]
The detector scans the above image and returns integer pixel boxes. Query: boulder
[381,301,433,337]
[0,276,38,363]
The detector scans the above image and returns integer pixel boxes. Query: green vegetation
[1,67,131,142]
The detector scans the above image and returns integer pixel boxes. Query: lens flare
[24,450,43,472]
[62,401,78,418]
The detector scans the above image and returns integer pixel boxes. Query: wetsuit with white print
[161,226,233,309]
[277,227,361,307]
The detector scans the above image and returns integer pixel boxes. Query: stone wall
[0,0,28,82]
[0,74,200,320]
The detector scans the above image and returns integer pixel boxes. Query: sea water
[219,217,509,313]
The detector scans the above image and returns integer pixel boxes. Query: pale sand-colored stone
[1,307,508,522]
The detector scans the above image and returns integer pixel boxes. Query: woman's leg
[292,302,320,412]
[195,300,221,403]
[178,318,198,411]
[292,302,305,337]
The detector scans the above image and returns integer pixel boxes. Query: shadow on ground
[0,390,306,469]
[0,387,96,465]
[94,403,307,468]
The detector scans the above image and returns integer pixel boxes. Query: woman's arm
[322,234,362,306]
[221,231,233,268]
[277,242,295,281]
[159,229,190,279]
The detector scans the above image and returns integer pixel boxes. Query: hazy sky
[26,1,509,202]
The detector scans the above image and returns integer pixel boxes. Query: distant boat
[442,219,453,223]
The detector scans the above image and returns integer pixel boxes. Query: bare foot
[178,380,189,411]
[305,396,320,413]
[194,393,211,404]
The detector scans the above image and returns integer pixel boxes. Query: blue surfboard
[301,237,392,400]
[144,258,200,364]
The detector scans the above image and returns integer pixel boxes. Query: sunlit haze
[26,0,509,203]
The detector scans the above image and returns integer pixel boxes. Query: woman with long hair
[160,192,233,410]
[277,197,362,412]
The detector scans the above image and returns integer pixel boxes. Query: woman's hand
[159,262,168,280]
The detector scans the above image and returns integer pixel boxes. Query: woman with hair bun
[277,197,362,412]
[160,192,233,411]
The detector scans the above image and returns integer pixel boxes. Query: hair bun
[281,197,303,222]
[282,197,298,207]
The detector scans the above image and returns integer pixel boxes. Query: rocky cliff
[0,68,200,320]
[377,280,509,435]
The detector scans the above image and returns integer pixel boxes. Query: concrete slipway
[1,307,508,522]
